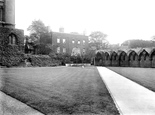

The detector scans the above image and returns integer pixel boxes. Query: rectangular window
[72,40,75,44]
[78,40,80,44]
[57,47,60,53]
[57,38,60,43]
[83,40,85,45]
[63,48,66,53]
[63,39,66,43]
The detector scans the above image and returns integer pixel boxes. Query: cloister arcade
[95,48,155,68]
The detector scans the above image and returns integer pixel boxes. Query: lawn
[0,67,119,115]
[108,67,155,92]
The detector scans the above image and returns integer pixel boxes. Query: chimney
[59,27,64,33]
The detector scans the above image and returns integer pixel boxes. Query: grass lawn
[0,67,119,115]
[108,67,155,92]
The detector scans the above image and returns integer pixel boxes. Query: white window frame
[57,47,60,53]
[63,48,66,53]
[78,40,80,44]
[63,39,66,44]
[57,38,60,43]
[83,40,85,45]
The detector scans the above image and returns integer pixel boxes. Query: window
[57,38,60,43]
[63,48,66,53]
[72,40,75,44]
[57,47,60,53]
[9,34,17,45]
[82,48,85,54]
[63,39,66,43]
[78,40,80,44]
[83,40,85,45]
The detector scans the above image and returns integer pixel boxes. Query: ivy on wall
[0,27,24,67]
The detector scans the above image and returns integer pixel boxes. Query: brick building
[52,31,89,56]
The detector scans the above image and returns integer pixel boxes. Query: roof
[52,32,88,39]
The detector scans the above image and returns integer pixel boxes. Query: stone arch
[139,49,149,61]
[95,51,102,66]
[8,33,18,45]
[104,51,111,66]
[111,51,118,61]
[150,48,155,67]
[128,50,138,61]
[128,50,139,67]
[105,52,110,60]
[150,48,155,60]
[119,51,128,66]
[111,51,119,66]
[139,49,151,68]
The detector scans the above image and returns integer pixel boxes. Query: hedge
[24,54,61,67]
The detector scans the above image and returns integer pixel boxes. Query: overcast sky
[15,0,155,44]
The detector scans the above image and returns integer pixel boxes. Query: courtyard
[0,67,119,115]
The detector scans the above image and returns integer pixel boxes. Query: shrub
[25,54,61,67]
[1,45,24,67]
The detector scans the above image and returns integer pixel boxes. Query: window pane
[57,47,60,53]
[83,40,85,45]
[63,39,66,43]
[12,36,16,44]
[57,38,60,43]
[63,48,66,53]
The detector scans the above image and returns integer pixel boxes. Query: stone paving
[97,67,155,115]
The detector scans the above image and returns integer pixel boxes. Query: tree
[89,31,108,50]
[27,19,49,35]
[27,20,52,54]
[27,20,52,45]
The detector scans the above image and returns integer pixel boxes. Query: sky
[15,0,155,44]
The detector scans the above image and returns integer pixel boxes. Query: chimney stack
[59,27,64,33]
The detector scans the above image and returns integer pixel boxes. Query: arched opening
[128,50,139,67]
[119,51,128,66]
[139,50,149,61]
[95,52,102,65]
[8,34,17,45]
[105,52,110,60]
[139,49,150,67]
[150,49,155,67]
[111,51,119,66]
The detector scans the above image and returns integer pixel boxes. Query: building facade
[0,0,24,66]
[52,31,89,56]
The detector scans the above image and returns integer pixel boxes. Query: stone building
[52,30,89,56]
[0,0,24,66]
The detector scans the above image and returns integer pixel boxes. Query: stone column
[4,0,15,28]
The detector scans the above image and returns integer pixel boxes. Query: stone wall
[95,48,155,68]
[0,27,24,66]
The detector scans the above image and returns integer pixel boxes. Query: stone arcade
[95,48,155,68]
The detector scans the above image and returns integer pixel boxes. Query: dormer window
[8,34,17,45]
